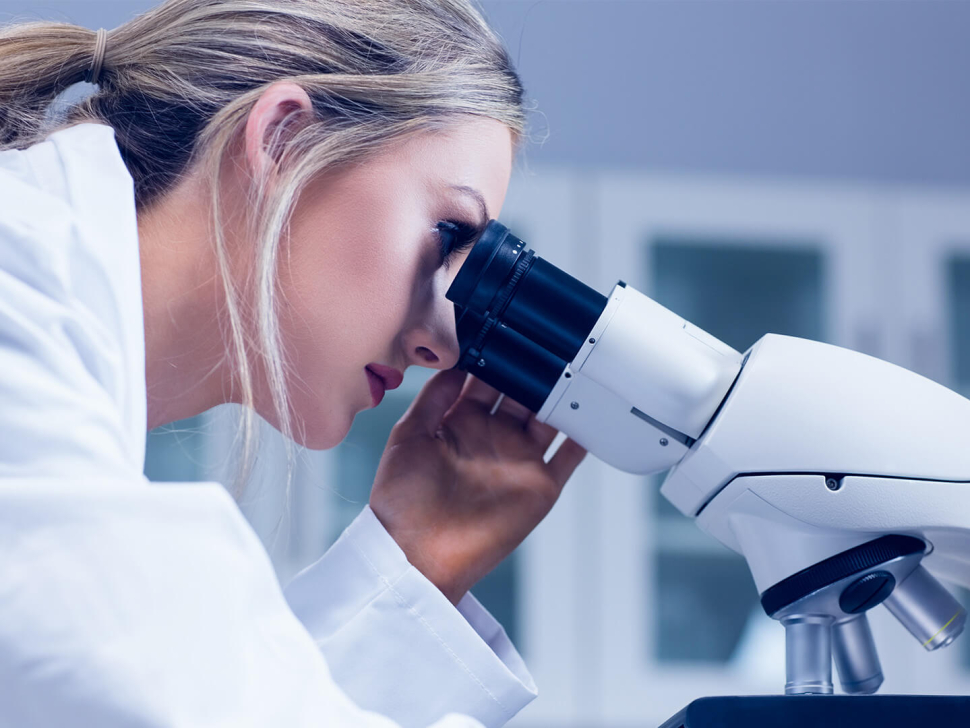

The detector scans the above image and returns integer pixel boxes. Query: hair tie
[86,28,108,85]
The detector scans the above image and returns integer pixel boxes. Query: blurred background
[5,0,970,725]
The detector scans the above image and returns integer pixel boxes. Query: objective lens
[832,614,883,694]
[446,221,608,404]
[883,564,967,651]
[783,615,834,695]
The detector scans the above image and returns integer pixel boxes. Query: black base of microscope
[659,695,970,727]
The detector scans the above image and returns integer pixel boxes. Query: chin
[255,388,358,451]
[290,409,355,451]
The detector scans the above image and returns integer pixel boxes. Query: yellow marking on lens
[922,610,965,648]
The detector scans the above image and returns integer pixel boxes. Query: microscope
[446,221,970,726]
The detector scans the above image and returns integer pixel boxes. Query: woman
[0,1,586,726]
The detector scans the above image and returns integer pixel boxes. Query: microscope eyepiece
[446,220,609,411]
[446,221,525,314]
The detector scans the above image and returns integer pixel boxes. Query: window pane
[655,550,759,662]
[652,238,826,352]
[947,254,970,392]
[144,415,207,482]
[333,391,413,538]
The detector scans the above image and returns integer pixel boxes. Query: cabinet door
[884,191,970,697]
[593,174,880,725]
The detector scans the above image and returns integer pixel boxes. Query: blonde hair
[0,0,525,499]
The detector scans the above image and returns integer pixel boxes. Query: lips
[365,364,404,407]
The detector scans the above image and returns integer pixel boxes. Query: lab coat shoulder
[0,124,146,479]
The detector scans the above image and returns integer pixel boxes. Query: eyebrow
[450,185,490,226]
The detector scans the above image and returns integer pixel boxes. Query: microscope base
[659,695,970,727]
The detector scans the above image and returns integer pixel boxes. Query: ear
[244,81,314,181]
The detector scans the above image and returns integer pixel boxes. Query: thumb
[397,368,467,435]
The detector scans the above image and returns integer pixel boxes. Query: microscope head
[446,220,743,474]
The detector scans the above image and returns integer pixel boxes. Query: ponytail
[0,23,107,147]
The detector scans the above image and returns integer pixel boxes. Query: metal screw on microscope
[826,477,841,491]
[477,358,486,367]
[589,337,596,344]
[570,402,580,410]
[660,438,669,447]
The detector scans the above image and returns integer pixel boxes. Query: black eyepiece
[446,220,608,412]
[446,222,525,313]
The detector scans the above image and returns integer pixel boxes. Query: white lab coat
[0,123,537,727]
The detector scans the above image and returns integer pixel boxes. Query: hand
[369,368,587,605]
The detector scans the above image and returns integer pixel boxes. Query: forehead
[383,118,514,214]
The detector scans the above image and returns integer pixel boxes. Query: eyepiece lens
[445,221,515,311]
[445,220,609,412]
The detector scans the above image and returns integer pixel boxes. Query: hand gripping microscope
[445,221,970,726]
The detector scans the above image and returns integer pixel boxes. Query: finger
[460,373,503,409]
[547,437,588,487]
[526,415,560,451]
[497,395,532,424]
[397,368,467,435]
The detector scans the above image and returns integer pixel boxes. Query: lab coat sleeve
[284,505,538,728]
[0,478,489,728]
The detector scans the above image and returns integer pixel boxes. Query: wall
[4,1,970,184]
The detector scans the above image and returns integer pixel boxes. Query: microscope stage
[659,695,970,727]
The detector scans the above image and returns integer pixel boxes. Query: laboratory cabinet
[144,170,970,727]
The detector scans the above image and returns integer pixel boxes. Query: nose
[403,298,461,370]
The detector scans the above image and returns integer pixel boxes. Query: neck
[138,171,233,430]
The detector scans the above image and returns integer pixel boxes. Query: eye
[435,219,482,266]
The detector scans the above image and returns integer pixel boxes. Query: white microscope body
[535,282,970,695]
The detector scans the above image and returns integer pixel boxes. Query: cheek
[272,216,423,446]
[284,223,418,348]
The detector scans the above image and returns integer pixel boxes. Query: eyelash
[435,219,482,265]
